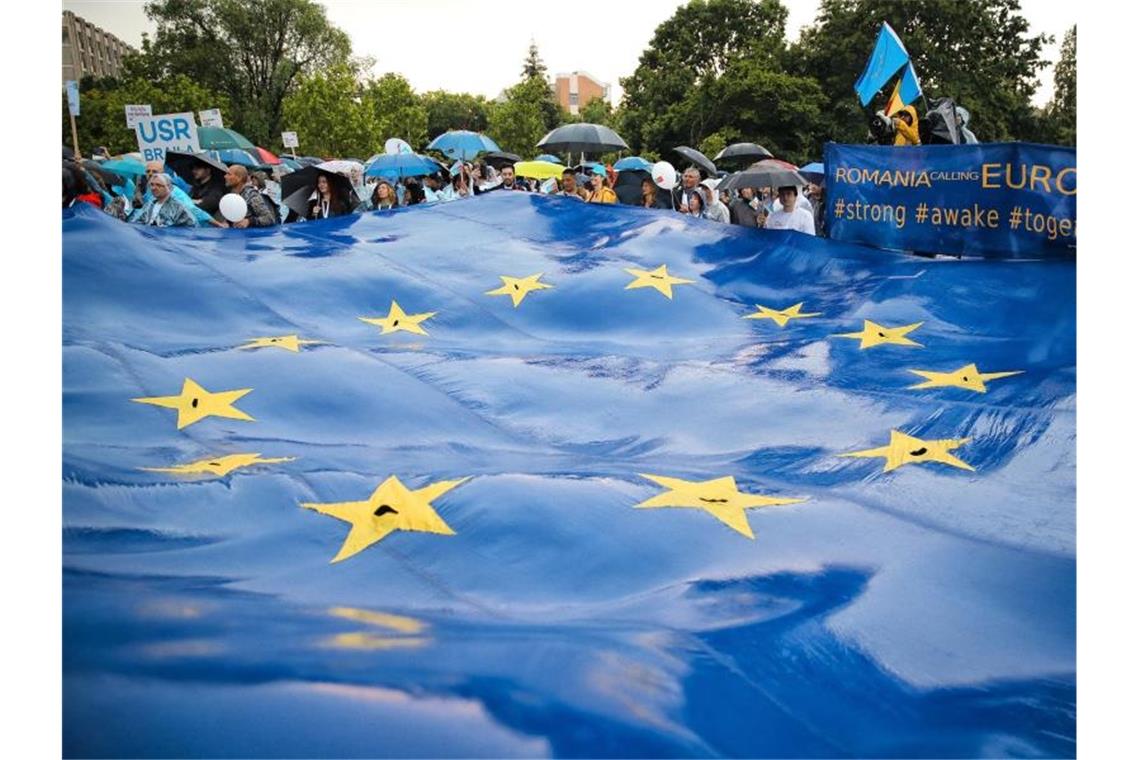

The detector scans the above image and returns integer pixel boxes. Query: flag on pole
[884,64,922,116]
[898,61,923,106]
[854,22,911,107]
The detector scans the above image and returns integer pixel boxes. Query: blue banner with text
[824,142,1076,258]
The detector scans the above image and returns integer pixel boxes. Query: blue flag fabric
[898,61,923,105]
[63,195,1075,757]
[854,21,911,106]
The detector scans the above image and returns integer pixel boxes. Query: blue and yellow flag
[63,195,1075,757]
[855,21,912,107]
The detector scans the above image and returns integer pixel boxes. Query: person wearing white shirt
[765,186,816,235]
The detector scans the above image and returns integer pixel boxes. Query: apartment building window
[569,93,578,106]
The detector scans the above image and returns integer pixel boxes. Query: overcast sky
[63,0,1073,107]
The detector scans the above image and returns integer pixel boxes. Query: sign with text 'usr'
[824,142,1075,259]
[134,112,200,162]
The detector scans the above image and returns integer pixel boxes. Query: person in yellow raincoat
[893,105,921,146]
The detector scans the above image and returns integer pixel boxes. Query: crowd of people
[62,148,829,237]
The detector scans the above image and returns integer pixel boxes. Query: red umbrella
[253,146,281,165]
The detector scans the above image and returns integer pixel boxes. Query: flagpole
[69,111,81,160]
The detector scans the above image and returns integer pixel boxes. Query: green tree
[521,40,548,80]
[790,0,1052,143]
[1043,25,1075,145]
[488,77,550,156]
[62,75,232,156]
[578,97,614,126]
[618,0,790,154]
[137,0,352,145]
[363,73,429,149]
[694,60,826,164]
[422,90,491,138]
[280,63,378,157]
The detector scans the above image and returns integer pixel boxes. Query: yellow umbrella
[514,161,567,180]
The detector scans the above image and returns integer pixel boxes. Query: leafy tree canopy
[280,63,377,158]
[790,0,1052,143]
[136,0,352,145]
[488,76,551,157]
[619,0,789,154]
[1042,25,1075,145]
[422,91,492,138]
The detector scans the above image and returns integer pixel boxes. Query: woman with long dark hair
[307,174,350,220]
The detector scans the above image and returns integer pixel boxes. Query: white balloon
[651,161,677,190]
[219,193,247,223]
[385,138,414,155]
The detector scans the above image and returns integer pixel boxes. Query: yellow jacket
[587,186,617,204]
[893,105,921,146]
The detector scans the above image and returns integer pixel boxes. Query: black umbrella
[613,168,652,205]
[718,159,807,192]
[280,165,359,218]
[673,146,717,177]
[536,123,629,154]
[482,151,523,169]
[164,151,229,186]
[713,142,774,165]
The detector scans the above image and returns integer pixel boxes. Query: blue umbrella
[800,162,825,181]
[427,130,500,161]
[534,154,562,164]
[614,156,653,172]
[208,148,264,169]
[100,158,147,177]
[364,153,441,179]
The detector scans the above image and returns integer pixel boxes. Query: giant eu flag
[63,194,1075,757]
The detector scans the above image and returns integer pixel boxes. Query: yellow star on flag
[132,378,254,430]
[624,264,695,299]
[237,335,324,352]
[359,300,437,336]
[833,320,923,349]
[742,302,821,327]
[634,473,806,539]
[142,453,294,478]
[840,429,974,472]
[485,273,553,307]
[907,363,1023,393]
[301,475,469,563]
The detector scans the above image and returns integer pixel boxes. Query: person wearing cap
[765,185,816,235]
[699,179,730,223]
[584,164,617,204]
